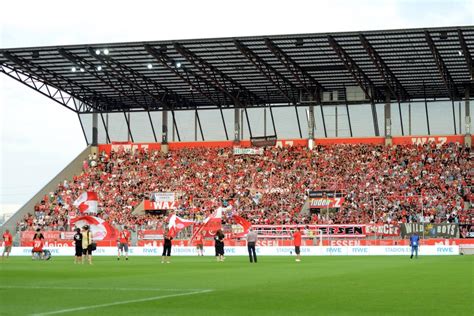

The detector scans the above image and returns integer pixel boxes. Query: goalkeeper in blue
[409,233,420,259]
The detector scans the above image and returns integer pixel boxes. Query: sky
[0,0,473,217]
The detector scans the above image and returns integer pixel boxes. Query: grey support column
[234,107,241,143]
[384,87,392,145]
[371,100,380,136]
[162,110,169,153]
[465,87,471,147]
[308,95,315,149]
[92,111,98,146]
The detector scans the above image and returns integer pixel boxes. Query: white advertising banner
[150,192,175,202]
[3,246,459,256]
[233,148,264,155]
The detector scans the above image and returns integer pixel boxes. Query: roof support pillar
[423,82,431,135]
[123,111,134,143]
[465,86,471,147]
[371,101,380,136]
[451,99,457,135]
[92,111,98,146]
[308,94,315,149]
[384,87,392,145]
[100,113,111,144]
[162,110,169,153]
[397,101,404,136]
[234,107,240,143]
[147,111,158,143]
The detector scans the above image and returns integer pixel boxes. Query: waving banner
[73,192,98,213]
[70,216,119,241]
[167,214,195,238]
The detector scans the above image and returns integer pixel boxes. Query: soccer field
[0,256,472,316]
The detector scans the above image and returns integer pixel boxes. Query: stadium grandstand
[1,25,473,250]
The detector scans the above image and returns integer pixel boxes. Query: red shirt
[33,239,44,252]
[195,234,203,245]
[293,230,302,247]
[119,230,131,244]
[3,233,12,246]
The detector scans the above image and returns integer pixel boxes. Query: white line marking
[0,285,208,292]
[31,289,213,316]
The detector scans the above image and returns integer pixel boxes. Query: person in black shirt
[214,229,225,262]
[161,229,172,264]
[73,228,83,264]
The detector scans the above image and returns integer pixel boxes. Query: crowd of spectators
[17,142,472,232]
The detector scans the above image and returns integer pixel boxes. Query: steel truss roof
[1,26,473,114]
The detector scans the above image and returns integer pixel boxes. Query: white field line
[0,285,209,292]
[31,289,214,316]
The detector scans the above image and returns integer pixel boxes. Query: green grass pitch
[0,256,472,315]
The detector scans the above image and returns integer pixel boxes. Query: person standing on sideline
[82,225,93,265]
[195,231,204,256]
[246,228,258,263]
[161,229,172,263]
[2,229,13,260]
[73,228,82,264]
[214,229,225,262]
[410,233,420,259]
[293,227,302,262]
[118,226,131,261]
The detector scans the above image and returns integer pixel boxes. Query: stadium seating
[17,143,472,231]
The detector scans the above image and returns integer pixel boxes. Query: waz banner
[309,191,345,208]
[400,223,459,238]
[145,192,177,210]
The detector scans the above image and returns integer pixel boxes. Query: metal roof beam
[58,49,148,110]
[457,29,473,81]
[359,34,410,101]
[424,31,460,100]
[0,63,87,113]
[327,35,384,102]
[1,52,113,112]
[173,42,265,107]
[264,38,324,96]
[144,44,227,107]
[88,48,195,110]
[234,39,298,104]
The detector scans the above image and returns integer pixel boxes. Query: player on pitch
[117,226,131,261]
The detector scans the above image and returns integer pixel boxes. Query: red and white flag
[231,214,252,238]
[191,209,223,240]
[168,214,195,238]
[73,192,98,214]
[70,215,118,241]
